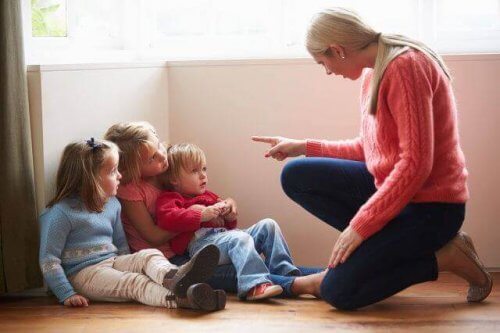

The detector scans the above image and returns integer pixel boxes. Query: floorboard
[1,272,498,332]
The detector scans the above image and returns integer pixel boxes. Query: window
[24,0,500,64]
[31,0,67,37]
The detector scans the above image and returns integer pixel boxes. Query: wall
[167,55,500,268]
[27,63,170,213]
[28,55,500,268]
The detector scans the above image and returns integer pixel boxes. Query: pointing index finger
[251,136,275,144]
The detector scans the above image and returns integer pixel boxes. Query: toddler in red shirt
[156,143,302,300]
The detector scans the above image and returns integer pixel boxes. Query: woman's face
[312,49,364,80]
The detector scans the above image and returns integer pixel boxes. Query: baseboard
[1,286,49,298]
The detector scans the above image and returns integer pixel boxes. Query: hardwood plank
[1,272,498,333]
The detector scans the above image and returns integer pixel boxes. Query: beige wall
[28,55,500,268]
[167,55,500,268]
[28,63,170,213]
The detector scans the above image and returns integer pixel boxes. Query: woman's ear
[328,44,345,59]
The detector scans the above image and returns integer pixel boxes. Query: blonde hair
[164,143,206,189]
[104,121,160,184]
[47,139,119,212]
[306,7,451,114]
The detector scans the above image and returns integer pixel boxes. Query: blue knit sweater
[39,196,130,302]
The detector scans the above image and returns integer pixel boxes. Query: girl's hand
[201,205,222,222]
[251,136,306,161]
[63,294,89,307]
[328,226,363,268]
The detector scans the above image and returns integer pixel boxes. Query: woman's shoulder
[386,49,439,77]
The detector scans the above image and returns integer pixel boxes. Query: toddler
[156,143,304,300]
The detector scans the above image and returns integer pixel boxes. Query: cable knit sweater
[39,196,130,302]
[306,50,469,239]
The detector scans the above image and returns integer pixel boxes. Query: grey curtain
[0,0,43,292]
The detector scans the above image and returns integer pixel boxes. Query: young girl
[39,138,225,311]
[105,121,325,298]
[155,143,314,301]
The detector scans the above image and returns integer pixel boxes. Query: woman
[253,7,492,310]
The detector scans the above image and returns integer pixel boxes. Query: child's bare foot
[436,231,492,302]
[290,270,327,298]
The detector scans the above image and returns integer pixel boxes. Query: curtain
[0,0,43,293]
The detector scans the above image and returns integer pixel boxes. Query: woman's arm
[120,199,177,247]
[251,136,306,161]
[252,135,365,162]
[306,136,365,161]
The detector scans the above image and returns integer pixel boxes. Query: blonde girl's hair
[104,121,161,184]
[47,138,119,212]
[306,7,451,114]
[164,143,206,190]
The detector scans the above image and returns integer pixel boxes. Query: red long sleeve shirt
[156,190,237,255]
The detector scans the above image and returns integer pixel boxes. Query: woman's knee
[280,159,307,195]
[320,270,360,311]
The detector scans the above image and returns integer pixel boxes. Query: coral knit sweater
[306,50,469,240]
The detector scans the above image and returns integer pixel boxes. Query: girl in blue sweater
[39,138,225,311]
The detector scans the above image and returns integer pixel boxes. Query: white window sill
[27,53,500,72]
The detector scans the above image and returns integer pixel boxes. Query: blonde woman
[253,7,492,310]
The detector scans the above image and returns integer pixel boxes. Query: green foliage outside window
[32,0,67,37]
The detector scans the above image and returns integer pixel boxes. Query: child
[156,143,305,301]
[105,121,325,298]
[39,138,225,311]
[104,121,175,256]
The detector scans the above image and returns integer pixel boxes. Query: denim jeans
[281,157,465,310]
[186,218,300,297]
[170,256,322,297]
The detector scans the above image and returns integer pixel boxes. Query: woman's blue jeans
[281,157,465,310]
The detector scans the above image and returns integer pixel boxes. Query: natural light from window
[23,0,500,65]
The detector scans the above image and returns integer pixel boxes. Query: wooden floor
[1,273,499,333]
